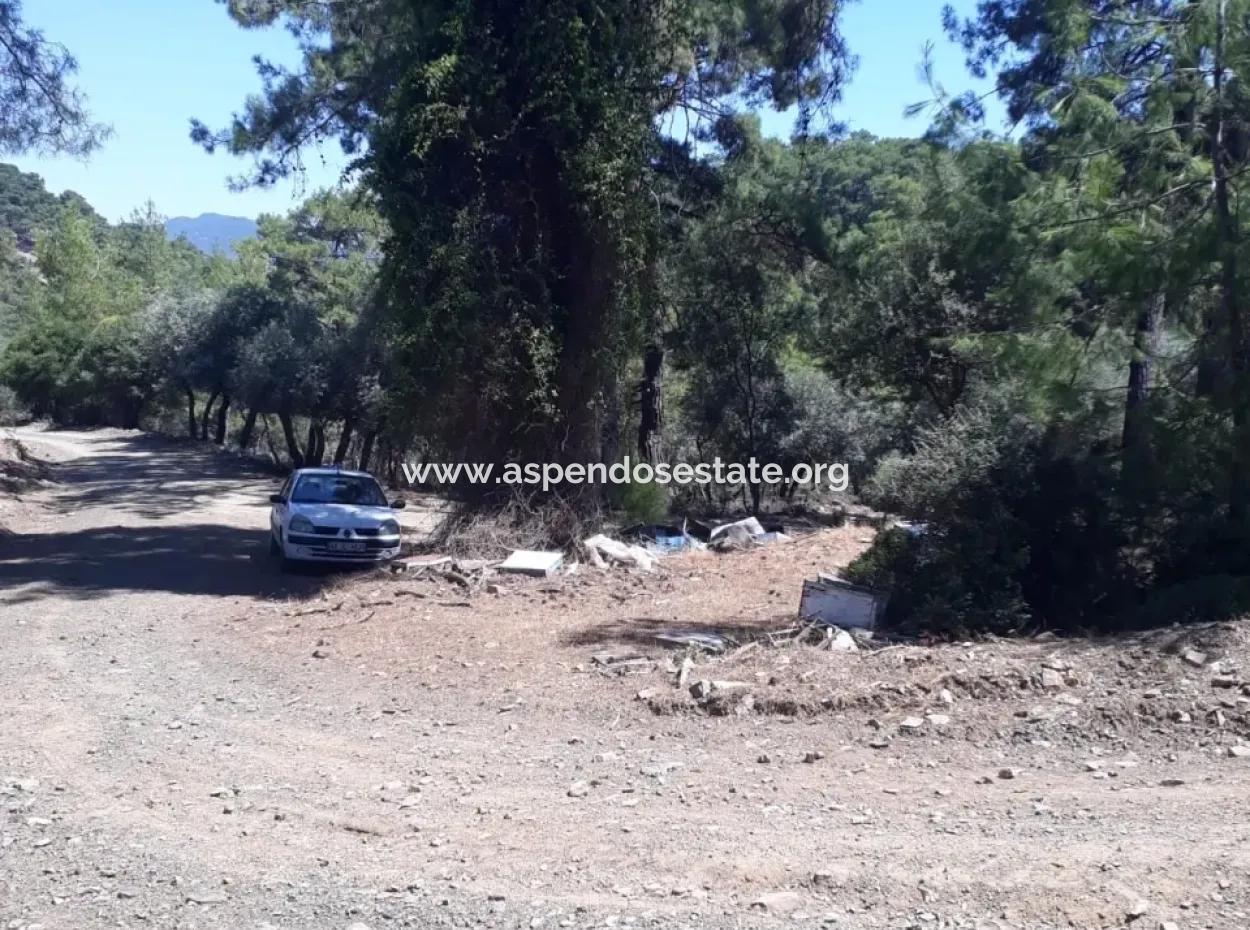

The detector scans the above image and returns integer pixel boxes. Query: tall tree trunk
[359,429,377,473]
[1213,0,1250,525]
[185,388,198,440]
[304,420,326,467]
[333,418,355,465]
[554,202,616,498]
[199,390,219,441]
[262,415,283,466]
[236,406,259,450]
[636,344,663,464]
[123,398,144,431]
[1122,291,1163,455]
[213,393,230,445]
[278,410,305,468]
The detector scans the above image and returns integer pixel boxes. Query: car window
[291,475,388,506]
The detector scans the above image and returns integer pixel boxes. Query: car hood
[288,502,396,528]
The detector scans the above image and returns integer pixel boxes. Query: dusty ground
[2,427,1249,930]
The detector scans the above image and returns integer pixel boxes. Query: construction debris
[390,555,452,573]
[583,534,656,572]
[688,679,750,701]
[709,516,765,541]
[654,630,728,653]
[798,574,885,631]
[623,522,704,552]
[591,652,654,675]
[707,516,766,550]
[498,549,564,577]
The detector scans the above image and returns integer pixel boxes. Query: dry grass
[426,489,607,558]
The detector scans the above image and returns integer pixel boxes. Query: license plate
[327,541,366,553]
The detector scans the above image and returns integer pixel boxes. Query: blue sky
[11,1,999,223]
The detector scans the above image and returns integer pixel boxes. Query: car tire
[269,533,281,557]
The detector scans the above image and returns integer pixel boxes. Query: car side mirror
[390,498,406,510]
[269,494,284,504]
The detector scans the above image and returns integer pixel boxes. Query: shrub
[0,384,28,426]
[615,475,668,525]
[845,400,1137,636]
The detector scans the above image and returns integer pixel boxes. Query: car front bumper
[284,533,402,563]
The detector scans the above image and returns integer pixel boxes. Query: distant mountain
[164,213,257,256]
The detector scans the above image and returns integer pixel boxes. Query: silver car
[268,467,405,568]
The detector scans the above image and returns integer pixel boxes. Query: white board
[498,550,565,577]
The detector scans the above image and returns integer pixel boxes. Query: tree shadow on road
[0,523,342,603]
[37,433,282,521]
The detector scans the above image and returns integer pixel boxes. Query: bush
[845,400,1137,636]
[1130,575,1250,629]
[0,384,28,426]
[615,475,668,525]
[780,362,905,492]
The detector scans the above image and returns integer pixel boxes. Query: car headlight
[289,515,315,535]
[380,519,400,537]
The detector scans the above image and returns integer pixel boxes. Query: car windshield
[291,474,388,506]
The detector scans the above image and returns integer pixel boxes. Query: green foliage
[10,0,1250,643]
[0,1,109,156]
[0,227,39,342]
[0,383,27,425]
[847,400,1138,635]
[195,0,852,488]
[615,475,669,525]
[0,163,105,250]
[779,361,904,492]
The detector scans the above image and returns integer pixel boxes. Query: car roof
[292,467,377,480]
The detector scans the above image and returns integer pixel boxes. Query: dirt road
[2,428,1249,930]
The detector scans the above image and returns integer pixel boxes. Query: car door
[271,476,293,538]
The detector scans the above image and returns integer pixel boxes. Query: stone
[1228,745,1250,758]
[802,750,825,764]
[925,714,951,726]
[567,781,590,799]
[312,649,330,659]
[185,892,228,905]
[997,768,1019,780]
[688,679,749,701]
[1211,675,1240,689]
[899,716,925,730]
[750,891,804,915]
[1181,649,1207,668]
[1040,668,1065,689]
[828,628,859,652]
